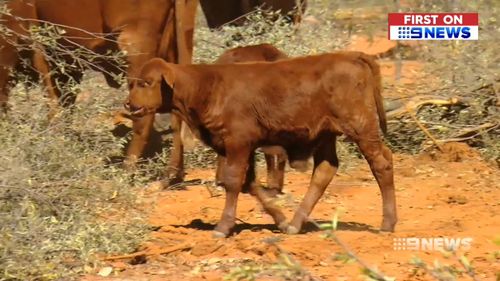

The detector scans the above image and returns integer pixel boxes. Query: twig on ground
[264,238,322,281]
[102,242,192,261]
[165,178,203,190]
[308,219,392,281]
[434,122,498,143]
[406,105,444,151]
[386,95,463,119]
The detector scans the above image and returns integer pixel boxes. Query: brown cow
[125,43,289,189]
[199,0,307,29]
[127,52,397,237]
[0,0,197,114]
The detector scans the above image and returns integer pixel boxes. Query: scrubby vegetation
[0,82,158,279]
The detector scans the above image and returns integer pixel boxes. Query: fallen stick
[102,242,192,261]
[406,104,444,152]
[386,95,463,119]
[431,122,499,144]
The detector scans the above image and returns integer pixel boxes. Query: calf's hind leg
[246,153,288,232]
[264,151,286,194]
[356,139,397,232]
[288,136,339,234]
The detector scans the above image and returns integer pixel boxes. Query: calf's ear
[142,58,176,89]
[158,62,176,89]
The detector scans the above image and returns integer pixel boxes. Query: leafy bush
[0,80,153,280]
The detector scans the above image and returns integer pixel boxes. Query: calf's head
[126,58,176,116]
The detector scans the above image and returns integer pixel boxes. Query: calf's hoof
[286,225,300,235]
[165,167,184,183]
[212,231,228,238]
[277,221,289,233]
[380,220,396,232]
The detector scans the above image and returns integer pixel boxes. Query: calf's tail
[358,53,387,134]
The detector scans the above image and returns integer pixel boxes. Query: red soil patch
[84,148,499,281]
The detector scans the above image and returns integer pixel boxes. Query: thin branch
[101,242,192,261]
[308,219,392,281]
[406,104,444,151]
[435,122,498,143]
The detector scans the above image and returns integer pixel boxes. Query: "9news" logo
[388,13,478,40]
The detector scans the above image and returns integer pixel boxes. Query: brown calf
[127,52,397,237]
[125,44,288,191]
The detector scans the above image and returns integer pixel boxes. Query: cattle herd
[1,0,397,238]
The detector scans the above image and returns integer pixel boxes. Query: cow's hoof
[286,225,300,235]
[277,221,289,233]
[380,220,396,232]
[212,231,228,238]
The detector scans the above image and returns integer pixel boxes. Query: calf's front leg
[213,144,251,238]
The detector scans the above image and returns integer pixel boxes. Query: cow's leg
[32,48,62,119]
[357,139,397,232]
[0,69,12,115]
[0,43,18,114]
[288,136,338,234]
[213,144,251,238]
[118,26,166,171]
[117,26,158,87]
[124,113,155,170]
[264,151,286,195]
[164,113,184,186]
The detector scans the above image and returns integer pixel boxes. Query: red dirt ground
[84,143,499,281]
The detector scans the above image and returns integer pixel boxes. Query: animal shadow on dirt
[171,218,378,235]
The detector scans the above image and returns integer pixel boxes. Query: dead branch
[102,242,192,261]
[386,95,464,119]
[406,104,444,151]
[433,122,498,144]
